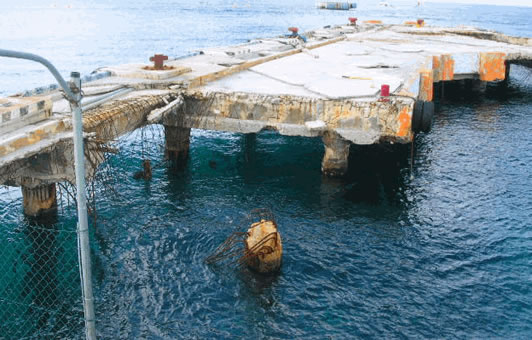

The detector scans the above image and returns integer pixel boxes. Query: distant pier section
[1,21,531,215]
[317,2,357,10]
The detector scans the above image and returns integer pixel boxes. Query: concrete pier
[1,22,531,203]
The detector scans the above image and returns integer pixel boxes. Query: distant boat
[379,1,393,7]
[317,2,357,10]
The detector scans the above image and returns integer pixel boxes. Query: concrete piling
[321,131,350,177]
[164,126,191,166]
[22,183,57,216]
[472,80,488,93]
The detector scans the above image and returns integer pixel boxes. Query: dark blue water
[1,1,532,338]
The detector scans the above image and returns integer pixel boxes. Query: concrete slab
[1,23,531,182]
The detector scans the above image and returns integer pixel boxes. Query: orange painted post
[419,70,434,102]
[432,56,441,82]
[441,54,454,81]
[479,52,506,81]
[397,106,411,138]
[432,55,454,82]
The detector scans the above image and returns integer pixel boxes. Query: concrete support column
[505,61,511,81]
[502,61,511,87]
[22,183,57,216]
[472,80,487,93]
[164,126,191,165]
[244,133,256,163]
[321,131,350,177]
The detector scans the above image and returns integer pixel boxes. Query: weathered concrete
[322,131,351,177]
[164,126,190,165]
[0,22,531,192]
[22,183,56,216]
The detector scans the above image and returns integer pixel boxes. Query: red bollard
[381,84,390,97]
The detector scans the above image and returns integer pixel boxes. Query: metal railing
[0,49,96,339]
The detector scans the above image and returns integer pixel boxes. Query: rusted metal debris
[133,159,152,180]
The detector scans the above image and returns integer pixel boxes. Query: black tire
[412,100,424,132]
[421,101,434,133]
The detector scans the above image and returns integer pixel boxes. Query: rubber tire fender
[421,101,434,133]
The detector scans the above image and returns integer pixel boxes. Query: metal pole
[70,72,96,340]
[0,49,96,339]
[0,48,76,100]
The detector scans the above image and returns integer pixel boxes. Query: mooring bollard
[380,84,390,102]
[149,54,169,70]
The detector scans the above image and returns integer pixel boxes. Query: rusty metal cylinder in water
[245,220,283,273]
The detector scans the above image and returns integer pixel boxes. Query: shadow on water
[4,208,85,339]
[18,209,79,338]
[23,210,59,327]
[342,144,411,207]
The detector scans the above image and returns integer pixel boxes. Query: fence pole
[0,49,96,339]
[70,72,97,340]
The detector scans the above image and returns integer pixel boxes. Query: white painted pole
[70,72,97,340]
[0,49,97,339]
[0,49,96,340]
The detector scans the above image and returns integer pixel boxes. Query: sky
[427,0,532,7]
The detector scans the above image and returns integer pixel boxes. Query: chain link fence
[0,214,85,339]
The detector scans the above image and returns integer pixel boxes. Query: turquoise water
[1,0,532,338]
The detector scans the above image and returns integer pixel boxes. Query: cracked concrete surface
[1,23,531,187]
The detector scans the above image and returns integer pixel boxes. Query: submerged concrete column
[164,126,191,165]
[22,183,57,216]
[321,131,350,177]
[472,79,487,93]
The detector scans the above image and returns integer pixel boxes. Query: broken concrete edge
[0,95,53,134]
[178,89,414,144]
[0,131,98,172]
[0,133,73,187]
[146,95,184,124]
[443,28,532,47]
[394,25,532,47]
[0,120,68,158]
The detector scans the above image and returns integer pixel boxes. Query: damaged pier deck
[1,22,531,215]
